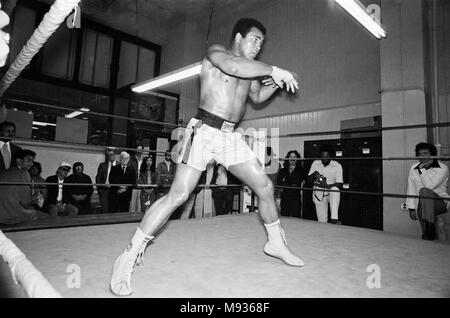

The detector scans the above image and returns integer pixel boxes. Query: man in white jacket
[406,143,449,240]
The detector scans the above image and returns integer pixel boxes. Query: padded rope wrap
[0,231,61,298]
[0,0,80,96]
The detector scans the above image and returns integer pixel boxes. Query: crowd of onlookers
[0,121,179,225]
[0,119,344,226]
[0,120,447,240]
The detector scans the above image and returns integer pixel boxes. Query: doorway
[303,137,383,230]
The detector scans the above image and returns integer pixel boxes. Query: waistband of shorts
[194,108,237,131]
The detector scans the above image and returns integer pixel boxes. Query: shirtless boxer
[111,17,303,296]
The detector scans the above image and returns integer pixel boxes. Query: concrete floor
[1,213,450,298]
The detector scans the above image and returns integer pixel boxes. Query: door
[303,137,383,230]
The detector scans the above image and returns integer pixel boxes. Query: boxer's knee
[167,188,190,208]
[256,180,275,201]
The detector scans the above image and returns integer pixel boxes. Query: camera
[317,176,325,183]
[314,175,326,186]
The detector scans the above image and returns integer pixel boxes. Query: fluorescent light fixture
[65,107,90,118]
[132,62,202,93]
[335,0,387,39]
[32,121,56,127]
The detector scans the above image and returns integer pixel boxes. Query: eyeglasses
[60,168,70,172]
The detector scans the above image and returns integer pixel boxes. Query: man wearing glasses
[44,162,78,217]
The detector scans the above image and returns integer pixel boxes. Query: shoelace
[119,243,148,284]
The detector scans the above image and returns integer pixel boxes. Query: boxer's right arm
[207,44,298,92]
[206,44,272,78]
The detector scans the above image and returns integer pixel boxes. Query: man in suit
[0,121,22,173]
[0,149,48,225]
[129,145,145,213]
[211,164,234,216]
[95,148,118,213]
[155,151,176,199]
[44,162,78,217]
[108,151,136,213]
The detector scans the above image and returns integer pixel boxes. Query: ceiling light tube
[335,0,387,39]
[65,107,90,118]
[132,62,202,93]
[32,121,56,127]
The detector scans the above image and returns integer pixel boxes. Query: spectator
[44,162,78,217]
[407,143,449,240]
[210,164,234,216]
[264,146,281,186]
[95,148,118,213]
[64,162,94,215]
[307,144,343,224]
[139,155,156,213]
[108,151,136,213]
[180,169,209,220]
[0,121,22,173]
[155,151,176,199]
[0,149,48,225]
[277,150,306,218]
[30,161,47,210]
[88,134,101,145]
[129,145,145,213]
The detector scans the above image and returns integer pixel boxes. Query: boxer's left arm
[248,79,279,104]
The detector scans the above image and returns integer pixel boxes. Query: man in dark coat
[0,121,22,173]
[108,151,136,213]
[64,162,94,215]
[95,149,118,213]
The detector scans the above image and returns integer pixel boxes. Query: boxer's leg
[229,159,304,267]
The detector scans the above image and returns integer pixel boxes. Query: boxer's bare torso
[199,56,253,123]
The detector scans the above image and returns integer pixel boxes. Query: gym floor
[1,213,450,298]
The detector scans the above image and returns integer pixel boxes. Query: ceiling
[80,0,263,25]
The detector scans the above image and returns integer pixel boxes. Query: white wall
[240,103,381,158]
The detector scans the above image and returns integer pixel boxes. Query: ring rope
[273,185,450,202]
[0,231,62,298]
[0,181,448,202]
[4,97,450,140]
[4,97,182,128]
[279,121,450,139]
[6,133,450,162]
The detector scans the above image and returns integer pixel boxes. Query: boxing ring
[1,213,450,298]
[1,0,450,299]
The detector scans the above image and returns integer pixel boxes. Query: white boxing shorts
[173,109,257,171]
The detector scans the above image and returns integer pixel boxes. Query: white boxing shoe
[110,227,153,296]
[263,219,304,267]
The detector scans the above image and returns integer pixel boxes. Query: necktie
[122,166,126,174]
[106,162,111,185]
[2,143,10,169]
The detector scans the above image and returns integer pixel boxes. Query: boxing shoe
[110,227,153,296]
[263,220,304,267]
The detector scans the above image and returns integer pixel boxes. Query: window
[40,25,78,80]
[79,29,113,88]
[118,43,156,88]
[10,4,37,69]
